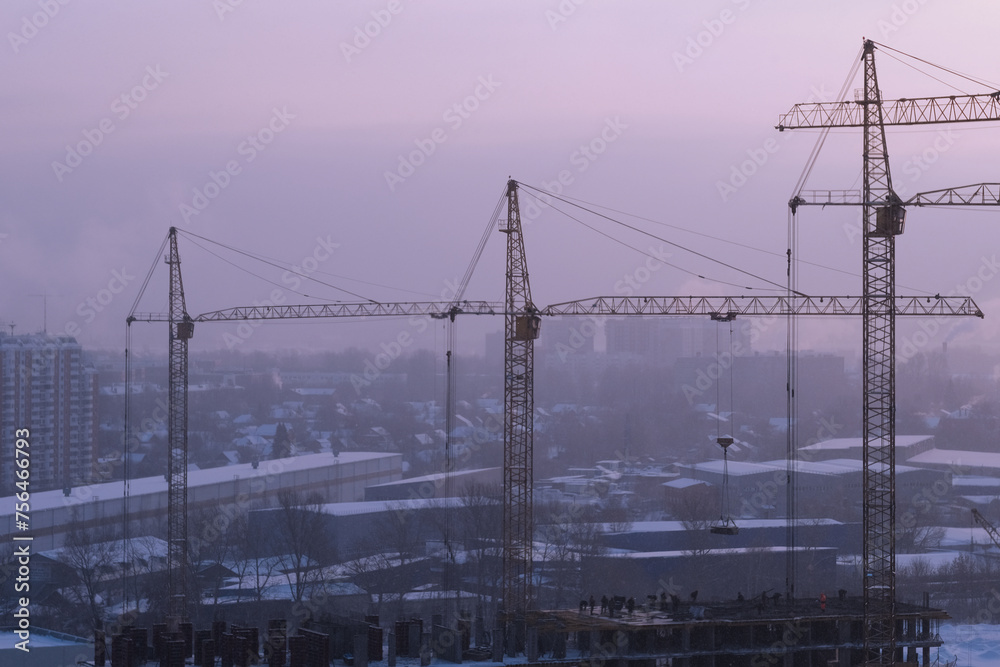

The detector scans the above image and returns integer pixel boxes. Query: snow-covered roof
[939,525,995,548]
[400,590,479,601]
[292,388,336,396]
[605,519,842,535]
[954,476,1000,488]
[596,545,835,559]
[318,496,466,517]
[40,536,167,563]
[894,551,965,570]
[662,478,709,490]
[0,629,89,649]
[1,451,398,515]
[799,434,933,453]
[680,460,777,477]
[908,448,1000,473]
[364,467,500,490]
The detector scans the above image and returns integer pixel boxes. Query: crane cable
[177,229,377,303]
[186,242,441,300]
[454,190,506,305]
[791,45,864,198]
[122,319,133,616]
[127,231,170,318]
[549,191,872,285]
[871,40,1000,92]
[516,182,799,294]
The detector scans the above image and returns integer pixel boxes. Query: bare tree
[536,500,605,608]
[275,490,334,603]
[239,508,284,602]
[374,501,424,566]
[190,507,241,607]
[344,501,430,618]
[60,521,121,632]
[460,483,502,626]
[346,546,401,619]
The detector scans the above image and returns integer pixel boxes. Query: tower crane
[129,228,502,621]
[777,39,1000,664]
[500,180,539,649]
[137,176,985,646]
[165,229,193,624]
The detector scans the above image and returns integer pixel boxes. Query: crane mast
[501,180,539,645]
[166,227,193,623]
[859,39,901,662]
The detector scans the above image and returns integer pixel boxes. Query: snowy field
[939,624,1000,666]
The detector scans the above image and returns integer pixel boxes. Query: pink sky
[2,1,999,357]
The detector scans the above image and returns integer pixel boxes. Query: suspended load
[710,436,739,535]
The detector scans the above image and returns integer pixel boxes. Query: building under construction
[65,595,948,667]
[524,596,948,667]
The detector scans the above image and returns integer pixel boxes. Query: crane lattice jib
[132,295,984,324]
[790,183,1000,208]
[777,91,1000,129]
[541,295,981,318]
[195,300,501,321]
[166,227,192,623]
[907,183,1000,206]
[502,179,538,629]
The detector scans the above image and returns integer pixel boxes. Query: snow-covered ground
[939,624,1000,666]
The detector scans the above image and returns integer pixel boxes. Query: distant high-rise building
[605,318,751,365]
[0,333,96,494]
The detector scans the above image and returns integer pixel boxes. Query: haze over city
[5,2,1000,666]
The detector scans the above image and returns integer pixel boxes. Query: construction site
[6,33,1000,667]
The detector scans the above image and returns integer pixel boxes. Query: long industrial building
[0,451,401,551]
